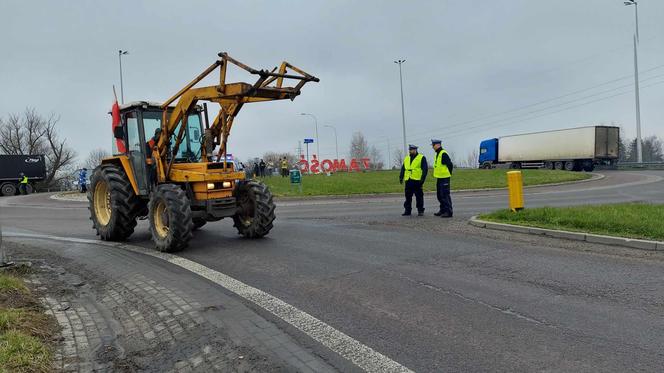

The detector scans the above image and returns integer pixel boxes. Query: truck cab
[478,138,498,169]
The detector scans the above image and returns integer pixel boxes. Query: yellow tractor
[88,53,318,251]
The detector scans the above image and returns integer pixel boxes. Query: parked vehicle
[478,126,619,172]
[0,155,47,196]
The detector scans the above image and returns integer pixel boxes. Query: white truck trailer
[478,126,620,171]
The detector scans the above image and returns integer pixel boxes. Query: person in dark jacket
[399,144,428,216]
[259,159,267,177]
[431,139,454,217]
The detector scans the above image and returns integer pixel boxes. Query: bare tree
[349,131,369,160]
[85,148,110,170]
[0,108,77,187]
[626,135,664,162]
[392,148,404,169]
[369,145,384,170]
[462,148,479,168]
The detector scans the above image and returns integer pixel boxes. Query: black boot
[434,211,443,216]
[402,211,411,216]
[417,211,424,216]
[440,212,453,218]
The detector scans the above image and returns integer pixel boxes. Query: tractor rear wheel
[148,184,193,252]
[88,165,143,241]
[233,181,275,238]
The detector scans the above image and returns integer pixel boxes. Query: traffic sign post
[304,138,314,174]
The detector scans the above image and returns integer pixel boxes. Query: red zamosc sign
[298,155,371,173]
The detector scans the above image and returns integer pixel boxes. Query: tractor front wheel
[88,165,143,241]
[148,184,193,252]
[233,181,275,238]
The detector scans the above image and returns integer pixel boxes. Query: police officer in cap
[431,139,454,217]
[399,144,428,216]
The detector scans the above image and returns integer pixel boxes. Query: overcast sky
[1,0,663,166]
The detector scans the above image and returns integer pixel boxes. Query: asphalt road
[2,170,664,372]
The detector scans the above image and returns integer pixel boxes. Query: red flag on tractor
[111,87,126,153]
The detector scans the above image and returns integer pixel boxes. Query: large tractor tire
[233,181,275,238]
[148,184,193,252]
[88,165,143,241]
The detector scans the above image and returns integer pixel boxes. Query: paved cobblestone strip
[124,249,414,373]
[7,232,414,373]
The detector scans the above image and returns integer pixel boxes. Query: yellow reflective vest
[19,176,29,184]
[403,153,424,181]
[434,149,452,179]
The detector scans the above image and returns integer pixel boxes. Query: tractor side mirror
[113,126,124,139]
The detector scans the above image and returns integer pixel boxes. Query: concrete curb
[50,192,87,202]
[469,216,664,251]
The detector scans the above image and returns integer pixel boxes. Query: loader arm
[153,52,319,181]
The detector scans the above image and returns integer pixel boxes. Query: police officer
[431,139,454,217]
[399,144,428,216]
[18,172,29,195]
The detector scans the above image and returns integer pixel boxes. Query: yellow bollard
[506,171,524,212]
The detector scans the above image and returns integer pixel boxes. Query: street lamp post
[300,113,319,158]
[118,50,129,104]
[394,59,407,156]
[624,0,642,163]
[324,124,339,160]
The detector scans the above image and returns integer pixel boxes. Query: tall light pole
[324,124,339,160]
[394,59,407,155]
[624,0,642,163]
[300,113,319,157]
[118,50,129,104]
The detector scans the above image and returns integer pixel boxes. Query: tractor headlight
[222,181,232,189]
[207,183,215,190]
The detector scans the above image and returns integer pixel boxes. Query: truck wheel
[564,161,576,171]
[192,218,207,230]
[581,160,594,172]
[233,181,275,238]
[554,161,564,170]
[88,165,143,241]
[148,184,193,252]
[544,161,553,170]
[1,183,16,197]
[481,162,492,169]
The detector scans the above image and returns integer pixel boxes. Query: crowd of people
[241,157,293,178]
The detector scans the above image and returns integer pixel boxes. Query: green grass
[0,331,52,373]
[0,273,56,373]
[479,202,664,241]
[0,275,28,294]
[261,169,589,197]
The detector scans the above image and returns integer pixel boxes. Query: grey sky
[1,0,663,166]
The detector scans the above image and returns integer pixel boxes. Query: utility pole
[386,137,391,170]
[300,113,319,158]
[324,124,339,160]
[118,50,129,104]
[394,59,407,155]
[624,0,642,163]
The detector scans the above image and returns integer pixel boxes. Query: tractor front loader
[88,52,319,252]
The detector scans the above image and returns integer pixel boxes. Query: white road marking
[3,232,414,373]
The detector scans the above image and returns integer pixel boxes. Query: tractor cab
[113,101,205,195]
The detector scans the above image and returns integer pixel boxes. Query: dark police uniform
[431,139,453,217]
[399,145,428,216]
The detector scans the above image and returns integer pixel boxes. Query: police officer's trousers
[436,177,452,216]
[404,180,424,213]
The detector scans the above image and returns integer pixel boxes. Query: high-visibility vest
[434,149,452,179]
[281,160,288,169]
[19,176,28,184]
[403,154,424,181]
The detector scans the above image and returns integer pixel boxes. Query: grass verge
[261,169,590,197]
[0,271,56,373]
[479,202,664,241]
